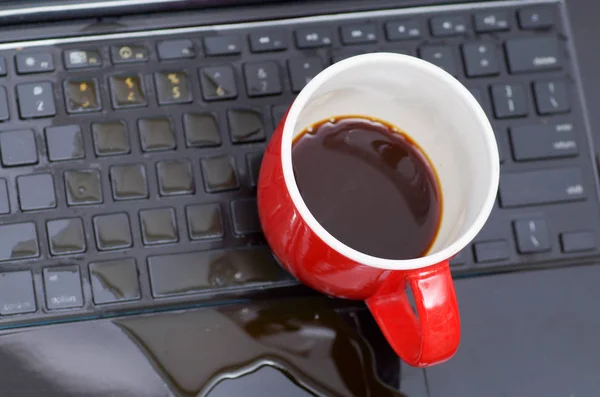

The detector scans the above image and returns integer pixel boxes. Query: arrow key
[514,218,551,254]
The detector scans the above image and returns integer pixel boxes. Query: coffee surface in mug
[292,116,442,259]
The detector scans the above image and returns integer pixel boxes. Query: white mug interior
[281,52,500,271]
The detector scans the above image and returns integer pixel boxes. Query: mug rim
[281,52,500,270]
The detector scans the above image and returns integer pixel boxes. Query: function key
[199,66,238,101]
[295,27,333,48]
[16,52,54,74]
[111,44,149,64]
[288,57,324,92]
[462,42,500,77]
[249,31,288,53]
[505,37,561,74]
[430,15,468,36]
[157,39,195,60]
[513,218,551,254]
[154,71,192,105]
[64,78,101,113]
[533,80,570,115]
[0,271,36,315]
[0,222,39,261]
[518,7,554,30]
[227,108,265,143]
[243,62,283,97]
[0,56,6,76]
[109,75,147,108]
[474,10,510,32]
[419,45,458,76]
[64,49,102,69]
[385,20,422,40]
[203,36,241,56]
[16,82,56,118]
[0,129,38,167]
[43,266,84,310]
[340,23,378,45]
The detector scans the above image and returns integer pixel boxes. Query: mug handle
[365,261,460,367]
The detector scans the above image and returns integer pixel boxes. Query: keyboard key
[490,83,528,118]
[64,170,103,206]
[138,117,176,152]
[89,259,140,304]
[227,108,265,143]
[247,152,263,187]
[203,36,241,56]
[92,122,130,156]
[63,49,102,69]
[111,44,149,63]
[16,82,56,118]
[0,223,39,261]
[295,27,332,48]
[499,168,586,208]
[249,31,288,52]
[513,218,551,254]
[419,45,457,76]
[140,208,178,245]
[201,156,239,192]
[231,198,261,235]
[469,87,491,116]
[0,271,36,315]
[474,10,510,32]
[64,78,101,113]
[533,80,570,115]
[109,75,146,108]
[243,62,283,97]
[45,125,85,161]
[93,213,132,250]
[0,129,38,166]
[474,241,509,263]
[154,71,192,105]
[340,23,378,45]
[16,52,54,74]
[43,266,84,310]
[0,86,9,121]
[148,247,290,297]
[157,39,195,60]
[0,179,9,214]
[199,66,238,101]
[450,250,467,268]
[430,15,468,36]
[46,218,86,256]
[157,160,194,196]
[518,7,554,30]
[183,113,221,147]
[288,57,324,92]
[272,104,288,127]
[186,204,224,240]
[17,174,56,211]
[385,20,422,40]
[505,37,561,73]
[462,42,499,77]
[561,231,596,253]
[0,56,6,76]
[510,123,578,161]
[332,50,366,64]
[110,164,148,200]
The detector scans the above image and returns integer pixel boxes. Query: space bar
[148,247,293,297]
[499,168,587,208]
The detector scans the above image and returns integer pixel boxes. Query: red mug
[257,53,499,367]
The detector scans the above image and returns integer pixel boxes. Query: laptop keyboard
[0,0,597,326]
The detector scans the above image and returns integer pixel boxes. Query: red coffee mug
[257,53,499,367]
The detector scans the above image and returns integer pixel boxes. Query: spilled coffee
[292,116,442,259]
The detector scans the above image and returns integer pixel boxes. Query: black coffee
[292,116,442,260]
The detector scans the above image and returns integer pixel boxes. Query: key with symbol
[533,80,570,115]
[154,71,192,104]
[244,62,282,97]
[16,82,56,118]
[288,57,324,93]
[111,45,148,64]
[109,74,147,108]
[513,218,551,254]
[199,66,238,101]
[16,52,55,74]
[64,78,101,113]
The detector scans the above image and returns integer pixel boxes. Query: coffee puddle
[117,298,406,397]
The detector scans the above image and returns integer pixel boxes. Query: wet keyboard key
[140,208,178,245]
[0,271,36,315]
[199,66,238,101]
[203,36,241,56]
[227,108,265,143]
[46,125,85,161]
[16,82,56,118]
[0,222,39,261]
[0,56,6,76]
[148,247,291,297]
[271,105,288,127]
[231,198,261,236]
[246,152,263,187]
[109,75,146,108]
[93,213,132,250]
[244,62,282,97]
[419,45,457,76]
[505,37,561,73]
[46,218,86,256]
[499,168,586,208]
[92,121,130,156]
[201,156,239,192]
[288,57,324,92]
[249,31,288,52]
[510,123,578,161]
[65,170,103,205]
[17,173,56,211]
[491,83,528,118]
[110,164,148,200]
[43,266,84,310]
[138,117,176,151]
[157,160,194,196]
[0,129,38,166]
[157,39,195,60]
[533,80,570,115]
[16,52,54,74]
[64,49,101,69]
[513,218,551,254]
[89,259,140,304]
[64,78,101,113]
[186,204,224,240]
[183,113,221,147]
[155,71,192,104]
[0,179,9,214]
[0,87,9,121]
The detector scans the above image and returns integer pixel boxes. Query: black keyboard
[0,0,596,327]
